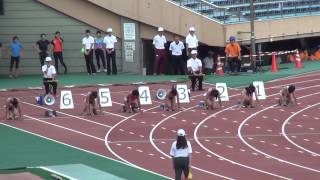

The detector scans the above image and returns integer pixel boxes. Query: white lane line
[24,115,104,141]
[238,91,320,174]
[149,105,235,180]
[0,122,172,180]
[194,85,320,179]
[21,101,112,128]
[282,102,320,157]
[105,105,160,168]
[194,105,290,179]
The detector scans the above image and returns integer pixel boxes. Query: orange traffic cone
[295,50,303,68]
[271,52,278,72]
[215,55,224,76]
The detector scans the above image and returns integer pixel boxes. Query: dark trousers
[95,49,106,70]
[228,57,241,73]
[39,52,48,67]
[84,50,96,74]
[154,49,166,75]
[43,78,57,95]
[171,55,185,75]
[10,56,20,70]
[173,157,189,180]
[53,52,67,74]
[189,75,203,91]
[106,49,117,75]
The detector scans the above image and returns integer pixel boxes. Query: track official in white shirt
[170,129,192,180]
[169,35,185,75]
[103,28,118,75]
[82,29,96,75]
[153,27,167,75]
[187,50,203,91]
[186,27,198,56]
[42,57,57,96]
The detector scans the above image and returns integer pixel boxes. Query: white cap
[107,28,112,33]
[189,27,196,31]
[45,57,52,62]
[190,50,198,55]
[177,129,186,136]
[158,27,164,32]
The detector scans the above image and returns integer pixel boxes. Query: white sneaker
[97,69,101,73]
[103,69,107,72]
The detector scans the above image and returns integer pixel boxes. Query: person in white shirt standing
[153,27,167,75]
[187,50,203,91]
[185,27,198,57]
[170,129,192,180]
[82,29,96,75]
[42,57,57,96]
[169,35,185,75]
[103,28,118,75]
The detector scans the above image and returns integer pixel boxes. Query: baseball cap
[158,27,164,32]
[190,50,198,55]
[229,36,236,42]
[189,27,196,32]
[107,28,113,33]
[45,57,52,62]
[177,129,186,136]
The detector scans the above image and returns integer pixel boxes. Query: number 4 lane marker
[138,86,152,105]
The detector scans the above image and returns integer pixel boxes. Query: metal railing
[171,0,320,23]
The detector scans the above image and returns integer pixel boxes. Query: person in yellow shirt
[225,36,241,74]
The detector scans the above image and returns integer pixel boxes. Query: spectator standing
[187,50,203,91]
[94,31,107,73]
[51,31,67,74]
[225,36,241,74]
[169,35,185,75]
[103,28,117,75]
[203,50,215,75]
[82,29,96,75]
[170,129,192,180]
[0,42,2,60]
[34,33,51,67]
[186,27,198,56]
[7,36,24,78]
[153,27,167,75]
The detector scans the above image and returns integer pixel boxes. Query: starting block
[35,96,44,105]
[159,104,167,110]
[45,110,57,117]
[198,101,205,109]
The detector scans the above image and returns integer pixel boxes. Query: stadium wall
[0,0,122,75]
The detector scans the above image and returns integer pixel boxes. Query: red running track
[1,71,320,180]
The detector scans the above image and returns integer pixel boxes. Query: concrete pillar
[120,17,142,74]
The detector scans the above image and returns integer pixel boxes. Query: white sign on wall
[123,23,135,40]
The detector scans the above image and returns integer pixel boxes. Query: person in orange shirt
[51,31,67,74]
[314,45,320,61]
[225,36,241,74]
